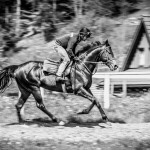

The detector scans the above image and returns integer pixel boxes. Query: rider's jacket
[56,33,79,57]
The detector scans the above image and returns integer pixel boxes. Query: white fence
[92,71,150,109]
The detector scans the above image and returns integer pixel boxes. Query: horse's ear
[105,39,109,45]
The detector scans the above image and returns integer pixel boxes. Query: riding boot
[56,61,69,82]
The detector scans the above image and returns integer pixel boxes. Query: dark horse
[0,39,118,125]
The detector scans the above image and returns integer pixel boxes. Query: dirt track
[1,122,150,150]
[1,87,150,149]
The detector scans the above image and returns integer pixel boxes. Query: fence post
[104,74,110,109]
[122,80,127,97]
[110,82,114,95]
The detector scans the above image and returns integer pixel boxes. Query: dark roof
[143,15,150,37]
[121,16,150,71]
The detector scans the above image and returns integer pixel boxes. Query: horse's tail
[0,65,18,93]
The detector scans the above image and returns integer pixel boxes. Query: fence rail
[92,71,150,109]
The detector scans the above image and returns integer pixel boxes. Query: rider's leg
[56,60,70,81]
[54,44,70,81]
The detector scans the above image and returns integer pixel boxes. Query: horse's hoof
[52,118,59,123]
[77,112,82,115]
[19,119,25,124]
[76,110,84,115]
[59,121,66,126]
[98,122,112,128]
[106,121,112,126]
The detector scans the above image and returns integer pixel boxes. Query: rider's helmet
[79,27,92,41]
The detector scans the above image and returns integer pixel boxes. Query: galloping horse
[0,39,118,125]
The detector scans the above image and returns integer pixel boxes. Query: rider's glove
[73,56,80,62]
[68,51,75,60]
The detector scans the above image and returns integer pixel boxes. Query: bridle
[98,45,115,66]
[75,45,115,75]
[78,45,114,64]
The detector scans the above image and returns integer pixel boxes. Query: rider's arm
[66,34,77,58]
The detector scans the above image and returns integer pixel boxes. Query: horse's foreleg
[40,87,45,99]
[77,87,108,121]
[77,89,95,114]
[32,88,59,123]
[15,88,30,123]
[77,101,95,114]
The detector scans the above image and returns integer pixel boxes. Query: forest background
[0,0,150,68]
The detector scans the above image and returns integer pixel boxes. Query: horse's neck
[79,50,99,74]
[78,45,100,58]
[74,43,102,74]
[75,41,99,57]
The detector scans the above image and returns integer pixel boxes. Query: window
[139,48,145,67]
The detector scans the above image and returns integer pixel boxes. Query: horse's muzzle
[107,59,118,71]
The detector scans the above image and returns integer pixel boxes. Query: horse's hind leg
[15,88,31,123]
[32,88,59,123]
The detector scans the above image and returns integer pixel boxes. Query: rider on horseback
[47,27,92,82]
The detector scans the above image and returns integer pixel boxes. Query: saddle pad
[43,59,59,74]
[45,75,57,86]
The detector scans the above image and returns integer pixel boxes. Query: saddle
[43,49,61,74]
[42,59,74,92]
[43,59,60,74]
[43,59,72,76]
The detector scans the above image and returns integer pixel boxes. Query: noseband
[98,46,115,66]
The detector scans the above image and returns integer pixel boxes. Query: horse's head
[98,39,118,71]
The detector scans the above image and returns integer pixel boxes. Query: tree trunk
[16,0,21,37]
[5,7,9,24]
[32,0,36,12]
[73,0,83,21]
[78,0,83,18]
[52,0,56,24]
[73,0,78,19]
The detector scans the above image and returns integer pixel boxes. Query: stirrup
[56,76,66,82]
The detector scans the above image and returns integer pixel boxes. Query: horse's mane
[75,40,102,58]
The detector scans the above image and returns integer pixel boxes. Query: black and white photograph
[0,0,150,149]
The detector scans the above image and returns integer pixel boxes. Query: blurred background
[0,0,150,125]
[0,0,150,65]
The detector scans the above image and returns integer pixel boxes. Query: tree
[16,0,21,37]
[73,0,83,21]
[52,0,57,24]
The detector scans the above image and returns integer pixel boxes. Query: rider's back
[56,33,78,50]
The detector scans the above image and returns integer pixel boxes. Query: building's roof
[143,15,150,37]
[121,16,150,71]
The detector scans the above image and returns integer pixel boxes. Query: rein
[76,46,114,75]
[76,59,100,75]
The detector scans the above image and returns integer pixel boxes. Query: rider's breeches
[47,41,70,76]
